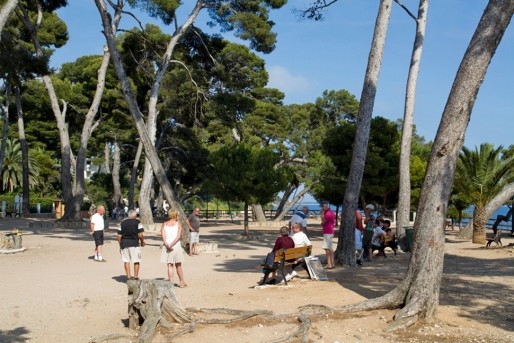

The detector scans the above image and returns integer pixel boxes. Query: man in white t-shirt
[90,205,106,262]
[285,222,312,281]
[289,206,309,235]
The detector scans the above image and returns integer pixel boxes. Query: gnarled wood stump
[0,233,22,249]
[127,279,191,343]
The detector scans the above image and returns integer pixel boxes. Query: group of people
[89,205,201,287]
[355,204,397,264]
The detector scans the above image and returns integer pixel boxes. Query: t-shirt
[372,226,385,246]
[322,209,335,235]
[289,210,307,229]
[91,213,105,231]
[272,235,295,252]
[118,218,144,249]
[291,231,311,247]
[188,213,200,231]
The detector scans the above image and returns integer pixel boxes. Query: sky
[52,1,513,149]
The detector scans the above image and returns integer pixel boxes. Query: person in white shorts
[117,209,145,280]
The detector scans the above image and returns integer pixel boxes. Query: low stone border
[0,247,27,254]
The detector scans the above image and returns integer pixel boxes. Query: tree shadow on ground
[0,327,31,343]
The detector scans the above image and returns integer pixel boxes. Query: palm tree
[453,144,514,244]
[1,138,39,193]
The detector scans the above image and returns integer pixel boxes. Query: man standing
[117,209,145,280]
[186,207,201,256]
[289,206,309,235]
[90,205,106,262]
[320,201,335,269]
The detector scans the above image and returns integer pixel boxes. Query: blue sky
[53,1,513,149]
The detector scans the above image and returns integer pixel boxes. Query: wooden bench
[485,229,502,247]
[5,209,20,218]
[260,245,312,286]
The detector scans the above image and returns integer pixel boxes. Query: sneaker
[285,273,293,282]
[290,271,298,279]
[94,255,99,261]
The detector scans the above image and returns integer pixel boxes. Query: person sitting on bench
[260,226,294,285]
[381,220,398,256]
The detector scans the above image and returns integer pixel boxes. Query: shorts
[93,230,104,246]
[121,246,141,263]
[322,234,334,250]
[189,231,200,244]
[355,229,363,250]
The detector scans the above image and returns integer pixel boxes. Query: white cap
[365,204,375,210]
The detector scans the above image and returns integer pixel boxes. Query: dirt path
[0,218,513,342]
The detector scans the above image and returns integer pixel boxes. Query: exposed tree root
[89,333,133,342]
[90,278,434,342]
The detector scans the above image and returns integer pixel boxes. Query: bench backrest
[274,246,312,263]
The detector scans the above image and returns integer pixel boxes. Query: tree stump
[0,233,22,249]
[126,279,191,343]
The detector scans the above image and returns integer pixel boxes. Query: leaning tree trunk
[274,186,311,222]
[95,0,200,225]
[0,86,11,175]
[337,0,393,267]
[243,203,250,236]
[341,0,514,329]
[126,280,191,343]
[459,181,514,238]
[397,0,429,238]
[472,205,487,244]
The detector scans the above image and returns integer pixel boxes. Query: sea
[278,203,513,232]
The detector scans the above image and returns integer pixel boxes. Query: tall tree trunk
[273,183,296,219]
[95,0,203,225]
[0,85,11,174]
[15,86,29,218]
[243,202,250,236]
[251,204,266,222]
[111,141,122,207]
[104,142,111,174]
[336,0,393,266]
[472,205,487,244]
[344,0,514,328]
[0,0,18,36]
[397,0,429,238]
[138,157,154,224]
[128,140,143,209]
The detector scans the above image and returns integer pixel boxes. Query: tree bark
[0,88,9,175]
[397,0,429,238]
[104,142,111,174]
[0,0,18,36]
[111,141,122,208]
[15,86,30,218]
[337,0,393,267]
[126,280,191,343]
[128,141,143,210]
[472,205,487,244]
[251,204,266,221]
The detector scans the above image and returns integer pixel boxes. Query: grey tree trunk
[104,142,111,174]
[128,141,143,210]
[336,0,393,267]
[111,141,122,207]
[273,184,295,219]
[138,157,154,224]
[459,181,514,238]
[15,87,29,218]
[273,186,312,222]
[0,0,18,36]
[397,0,429,237]
[251,204,266,222]
[344,0,514,328]
[0,86,11,182]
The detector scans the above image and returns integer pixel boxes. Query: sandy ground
[0,217,513,343]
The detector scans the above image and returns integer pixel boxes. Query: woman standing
[160,209,187,288]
